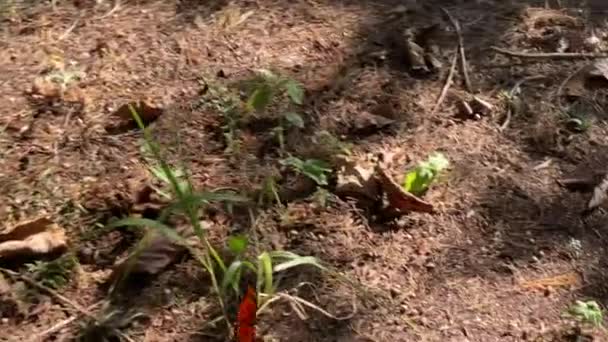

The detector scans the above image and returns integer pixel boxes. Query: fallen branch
[491,46,608,59]
[442,8,473,93]
[431,53,458,115]
[29,302,104,342]
[0,269,134,342]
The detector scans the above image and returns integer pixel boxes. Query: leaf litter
[0,217,67,261]
[6,0,608,341]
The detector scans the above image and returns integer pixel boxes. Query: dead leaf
[109,226,194,286]
[0,217,67,260]
[375,165,434,214]
[584,172,608,215]
[218,7,255,29]
[30,77,61,98]
[105,100,164,134]
[403,29,427,72]
[349,111,396,136]
[335,160,379,203]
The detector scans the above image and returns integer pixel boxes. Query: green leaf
[222,260,244,294]
[568,300,604,327]
[402,153,449,196]
[106,217,186,244]
[268,250,302,259]
[255,69,280,83]
[284,112,305,128]
[149,165,184,185]
[426,153,450,172]
[227,235,248,254]
[257,252,273,297]
[274,256,326,272]
[281,157,331,186]
[188,191,249,204]
[284,80,304,105]
[280,156,304,169]
[247,83,273,112]
[300,159,331,186]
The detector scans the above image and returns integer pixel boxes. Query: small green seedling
[221,235,326,305]
[245,69,304,113]
[280,156,332,186]
[26,254,78,289]
[566,300,604,327]
[403,152,449,196]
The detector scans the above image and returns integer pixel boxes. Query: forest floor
[3,0,608,341]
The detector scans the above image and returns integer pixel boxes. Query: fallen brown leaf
[109,226,194,287]
[105,100,164,134]
[375,165,434,214]
[0,217,67,260]
[349,111,396,136]
[584,172,608,215]
[335,160,379,203]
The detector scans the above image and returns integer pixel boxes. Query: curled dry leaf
[335,159,379,204]
[0,217,67,261]
[375,165,434,214]
[584,172,608,215]
[349,111,396,136]
[105,100,164,134]
[110,225,195,286]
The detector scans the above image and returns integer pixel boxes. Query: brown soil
[3,0,608,341]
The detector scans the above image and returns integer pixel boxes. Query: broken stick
[491,46,608,59]
[431,53,458,115]
[442,8,473,93]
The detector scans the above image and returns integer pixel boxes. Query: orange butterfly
[235,285,257,342]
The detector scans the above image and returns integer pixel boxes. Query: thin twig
[29,302,104,342]
[0,269,134,342]
[57,15,81,42]
[442,8,473,93]
[491,46,608,59]
[97,0,122,19]
[554,63,588,109]
[257,292,357,321]
[499,75,546,132]
[431,53,458,115]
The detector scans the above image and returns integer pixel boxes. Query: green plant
[245,69,306,153]
[199,80,244,154]
[221,235,325,306]
[200,70,305,155]
[273,111,305,153]
[280,156,332,186]
[313,130,352,157]
[566,300,604,328]
[258,175,282,206]
[402,152,449,196]
[25,254,77,289]
[244,69,304,112]
[561,100,598,133]
[106,107,328,334]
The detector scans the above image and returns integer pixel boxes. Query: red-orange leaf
[235,286,257,342]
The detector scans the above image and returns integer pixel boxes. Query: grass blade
[274,256,326,272]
